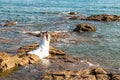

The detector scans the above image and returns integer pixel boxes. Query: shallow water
[0,0,120,75]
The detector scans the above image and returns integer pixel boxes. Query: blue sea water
[0,0,120,72]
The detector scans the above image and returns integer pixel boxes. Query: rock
[17,44,66,56]
[41,70,96,80]
[96,74,110,80]
[93,68,107,74]
[61,12,86,20]
[0,52,18,72]
[85,14,120,22]
[3,21,17,27]
[69,16,81,20]
[0,51,40,72]
[49,31,71,43]
[24,31,71,43]
[17,54,40,66]
[113,75,120,80]
[73,23,96,32]
[17,43,39,53]
[80,75,96,80]
[49,46,66,56]
[68,12,78,15]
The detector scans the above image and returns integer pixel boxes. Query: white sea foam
[80,60,99,67]
[28,32,50,59]
[22,30,68,34]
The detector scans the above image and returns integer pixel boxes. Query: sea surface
[0,0,120,75]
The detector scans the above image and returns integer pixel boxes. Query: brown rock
[17,43,39,53]
[113,75,120,80]
[49,31,71,43]
[73,23,96,32]
[41,70,96,80]
[93,68,107,74]
[0,52,17,72]
[17,54,40,66]
[3,21,17,27]
[80,75,96,80]
[69,16,81,20]
[49,46,66,56]
[96,74,110,80]
[17,44,66,56]
[85,14,120,22]
[25,31,71,43]
[0,50,40,72]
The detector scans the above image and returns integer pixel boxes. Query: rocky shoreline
[65,12,120,22]
[0,43,120,80]
[0,13,120,80]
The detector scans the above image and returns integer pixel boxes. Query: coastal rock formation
[41,68,117,80]
[4,21,17,27]
[0,52,18,72]
[73,23,96,32]
[0,43,66,72]
[62,12,86,20]
[24,31,71,43]
[17,43,66,56]
[17,54,40,66]
[0,20,17,27]
[68,12,79,15]
[0,52,40,72]
[0,44,120,80]
[84,14,120,22]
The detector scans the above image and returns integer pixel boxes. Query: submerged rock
[84,14,120,22]
[24,31,71,43]
[4,21,17,27]
[73,23,96,32]
[62,12,86,20]
[68,12,79,15]
[0,20,17,27]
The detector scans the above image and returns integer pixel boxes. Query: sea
[0,0,120,77]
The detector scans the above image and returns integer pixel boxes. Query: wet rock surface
[65,13,120,22]
[0,52,40,72]
[0,20,17,27]
[62,12,86,20]
[0,44,120,80]
[24,31,71,43]
[84,14,120,22]
[73,23,96,32]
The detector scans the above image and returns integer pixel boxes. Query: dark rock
[3,21,17,27]
[84,14,120,22]
[113,75,120,80]
[73,23,96,32]
[68,12,78,15]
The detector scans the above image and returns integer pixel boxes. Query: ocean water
[0,0,120,73]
